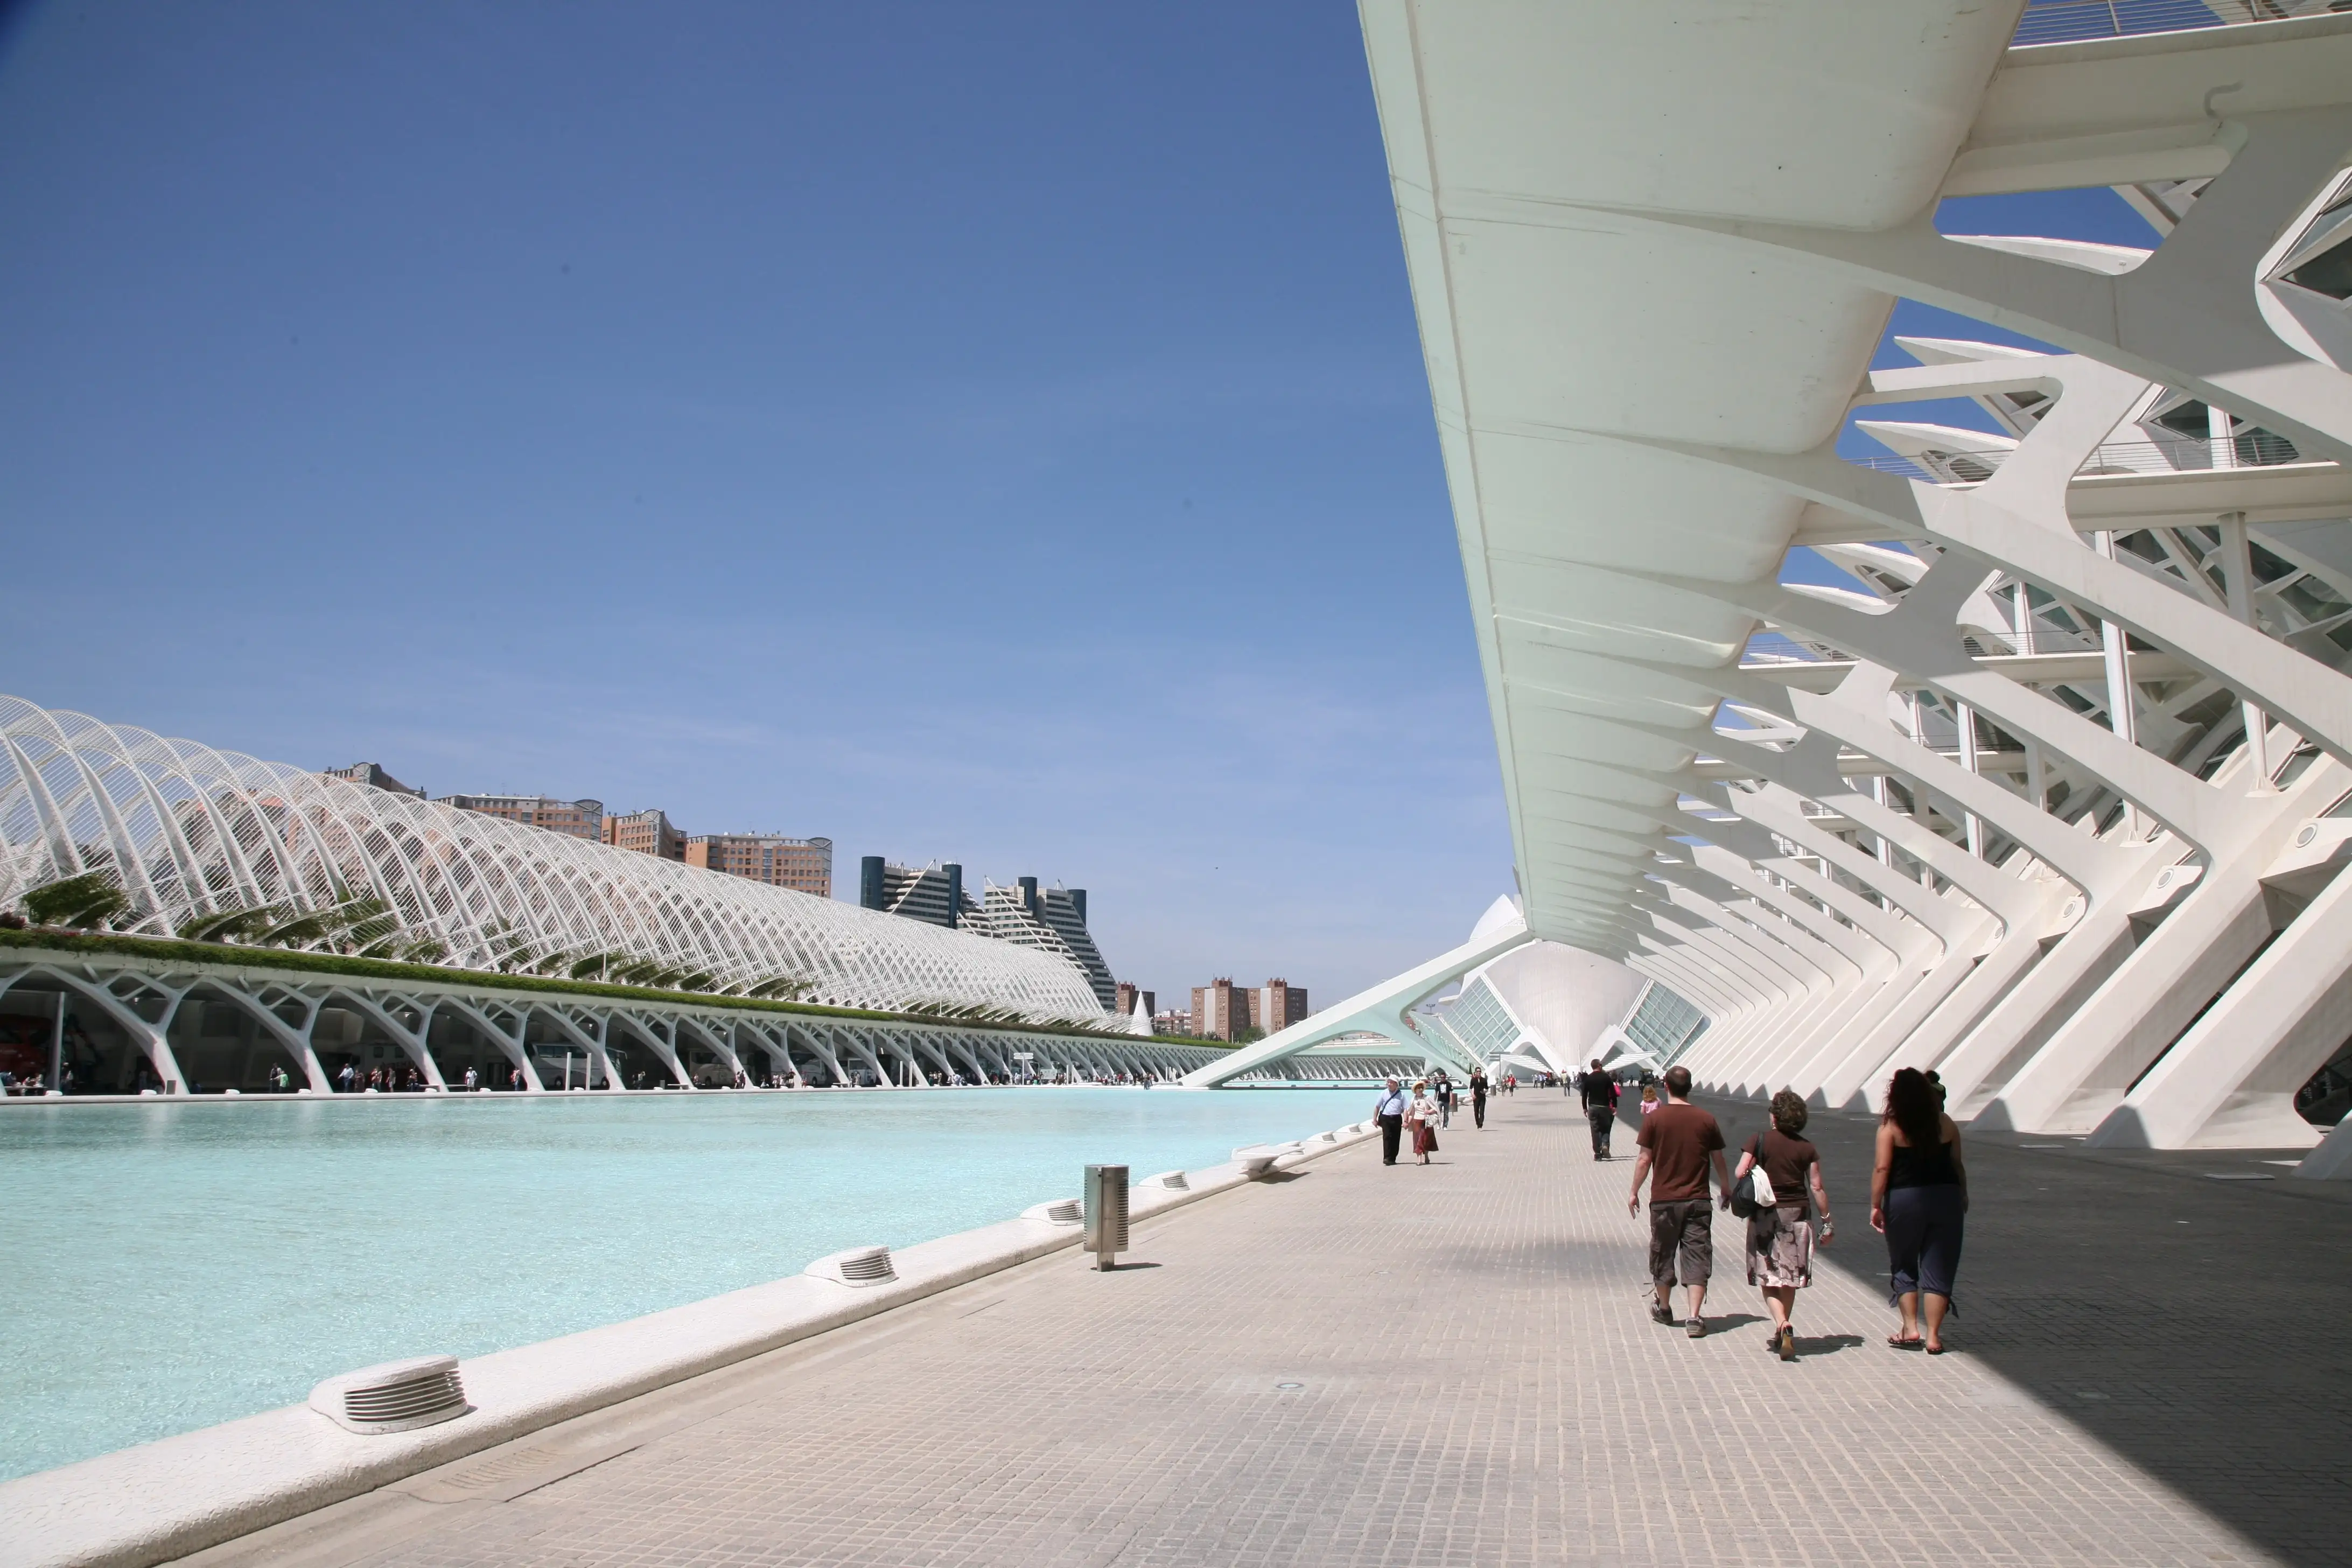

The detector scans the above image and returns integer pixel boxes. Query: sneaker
[1777,1327,1796,1361]
[1686,1317,1706,1339]
[1649,1300,1675,1327]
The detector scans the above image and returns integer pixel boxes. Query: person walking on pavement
[1374,1077,1409,1166]
[1872,1066,1968,1354]
[1579,1059,1617,1160]
[1407,1079,1441,1164]
[1733,1089,1835,1362]
[1469,1066,1489,1129]
[1627,1065,1731,1338]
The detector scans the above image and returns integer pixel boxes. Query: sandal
[1924,1342,1946,1355]
[1887,1333,1923,1350]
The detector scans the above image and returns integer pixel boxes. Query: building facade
[861,859,1119,1012]
[1115,982,1156,1019]
[324,762,423,799]
[1192,978,1253,1042]
[437,793,603,841]
[686,834,832,898]
[1257,979,1309,1035]
[602,808,686,862]
[864,859,967,928]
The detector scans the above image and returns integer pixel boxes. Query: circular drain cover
[1275,1382,1304,1390]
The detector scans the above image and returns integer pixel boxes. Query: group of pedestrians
[333,1062,425,1093]
[1375,1067,1497,1166]
[1623,1064,1968,1359]
[1374,1076,1443,1165]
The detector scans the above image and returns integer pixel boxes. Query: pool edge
[0,1124,1377,1568]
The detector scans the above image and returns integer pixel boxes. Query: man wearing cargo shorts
[1626,1065,1730,1338]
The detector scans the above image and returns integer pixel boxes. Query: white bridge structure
[1198,3,2352,1174]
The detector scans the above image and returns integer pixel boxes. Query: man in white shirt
[1374,1077,1409,1166]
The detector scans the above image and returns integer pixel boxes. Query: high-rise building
[860,859,1118,1012]
[686,834,832,898]
[324,762,423,799]
[603,808,685,862]
[1192,978,1255,1042]
[1115,982,1155,1019]
[1257,978,1309,1035]
[437,793,603,841]
[864,859,967,928]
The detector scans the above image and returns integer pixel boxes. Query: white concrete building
[1195,4,2352,1175]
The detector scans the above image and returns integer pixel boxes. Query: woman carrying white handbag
[1730,1089,1836,1362]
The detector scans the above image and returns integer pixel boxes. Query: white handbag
[1750,1159,1778,1208]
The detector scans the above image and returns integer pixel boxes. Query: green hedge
[0,926,1231,1051]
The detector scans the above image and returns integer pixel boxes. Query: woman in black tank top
[1871,1067,1968,1354]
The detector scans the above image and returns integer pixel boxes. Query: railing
[1741,627,2106,677]
[1964,628,2106,657]
[1742,631,1843,664]
[2011,0,2317,47]
[1844,436,2315,487]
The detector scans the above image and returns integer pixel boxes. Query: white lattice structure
[0,696,1108,1025]
[1351,1,2352,1171]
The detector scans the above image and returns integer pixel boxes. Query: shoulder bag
[1729,1132,1777,1218]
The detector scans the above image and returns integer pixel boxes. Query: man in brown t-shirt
[1627,1066,1730,1337]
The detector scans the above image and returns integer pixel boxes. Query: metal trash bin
[1084,1163,1129,1271]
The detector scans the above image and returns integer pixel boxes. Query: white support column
[2094,530,2142,841]
[2217,510,2274,793]
[32,966,190,1094]
[449,1000,542,1092]
[1955,701,1984,858]
[328,991,449,1091]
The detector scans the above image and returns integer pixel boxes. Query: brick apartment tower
[602,808,685,862]
[1257,978,1308,1035]
[1191,978,1255,1042]
[686,834,834,898]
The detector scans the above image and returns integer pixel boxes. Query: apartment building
[1257,978,1309,1035]
[686,834,833,898]
[323,762,424,799]
[1191,978,1254,1042]
[437,793,603,841]
[602,808,686,862]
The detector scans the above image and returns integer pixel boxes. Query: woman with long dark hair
[1871,1067,1967,1354]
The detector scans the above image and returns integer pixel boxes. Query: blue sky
[0,6,2153,1005]
[0,2,1508,1002]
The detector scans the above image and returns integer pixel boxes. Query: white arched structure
[1356,3,2352,1167]
[0,696,1108,1025]
[1181,897,1532,1087]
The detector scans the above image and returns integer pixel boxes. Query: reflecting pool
[0,1086,1369,1481]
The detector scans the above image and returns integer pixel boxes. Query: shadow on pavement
[1704,1096,2352,1566]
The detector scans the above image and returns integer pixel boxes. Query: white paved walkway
[180,1094,2341,1568]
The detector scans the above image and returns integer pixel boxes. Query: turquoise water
[0,1087,1369,1481]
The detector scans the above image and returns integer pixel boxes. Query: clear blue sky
[0,2,1512,1003]
[0,7,2152,1005]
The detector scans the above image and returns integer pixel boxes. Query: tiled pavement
[185,1093,2349,1568]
